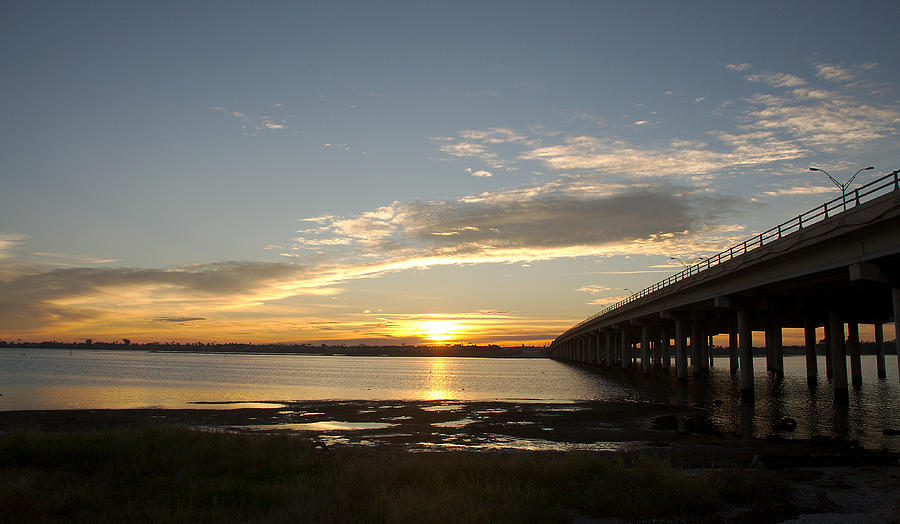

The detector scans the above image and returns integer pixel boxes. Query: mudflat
[2,400,899,522]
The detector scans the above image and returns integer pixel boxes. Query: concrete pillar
[738,309,754,397]
[661,327,671,370]
[803,318,818,386]
[707,335,714,368]
[773,326,783,377]
[765,326,774,372]
[700,333,710,371]
[604,331,612,366]
[691,323,700,375]
[641,326,650,374]
[675,320,687,381]
[829,311,848,404]
[875,322,885,379]
[621,328,629,370]
[894,287,900,384]
[728,332,738,374]
[848,322,862,388]
[823,323,833,378]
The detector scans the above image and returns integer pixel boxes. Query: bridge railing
[560,168,900,339]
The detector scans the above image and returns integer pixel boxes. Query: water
[1,348,898,450]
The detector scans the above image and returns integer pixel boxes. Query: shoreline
[3,400,899,522]
[0,399,892,461]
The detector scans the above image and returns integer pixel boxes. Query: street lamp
[624,288,635,296]
[810,166,874,210]
[669,256,705,267]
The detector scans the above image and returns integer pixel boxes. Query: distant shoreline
[0,342,551,358]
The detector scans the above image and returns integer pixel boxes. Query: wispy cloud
[576,284,610,294]
[212,105,292,135]
[745,71,807,87]
[0,233,24,259]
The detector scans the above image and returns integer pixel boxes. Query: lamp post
[669,256,705,268]
[810,166,874,211]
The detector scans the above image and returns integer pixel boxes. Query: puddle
[385,416,413,421]
[421,404,461,412]
[300,412,325,416]
[240,421,396,431]
[188,401,289,409]
[433,418,475,428]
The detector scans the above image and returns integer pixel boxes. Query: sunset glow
[1,3,897,346]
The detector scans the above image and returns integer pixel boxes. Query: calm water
[1,348,898,450]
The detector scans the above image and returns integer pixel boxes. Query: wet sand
[2,400,899,521]
[0,399,890,462]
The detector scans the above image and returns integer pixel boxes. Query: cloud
[293,177,746,268]
[761,185,836,197]
[466,168,492,177]
[153,317,207,323]
[576,285,610,294]
[745,72,807,87]
[212,105,291,135]
[814,63,856,83]
[726,63,752,72]
[587,295,628,306]
[0,233,24,259]
[519,135,804,177]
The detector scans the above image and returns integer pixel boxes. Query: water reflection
[569,355,900,451]
[423,357,451,400]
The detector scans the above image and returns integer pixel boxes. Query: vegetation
[0,428,790,523]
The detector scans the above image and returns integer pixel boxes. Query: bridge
[550,169,900,404]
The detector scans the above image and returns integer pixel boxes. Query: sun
[420,320,458,342]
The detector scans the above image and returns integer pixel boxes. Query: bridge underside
[550,185,900,403]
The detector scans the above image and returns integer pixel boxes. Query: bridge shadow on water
[563,356,900,452]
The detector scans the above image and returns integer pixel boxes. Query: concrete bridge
[550,169,900,404]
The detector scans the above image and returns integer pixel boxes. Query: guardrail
[558,168,900,340]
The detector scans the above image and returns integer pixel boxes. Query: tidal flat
[2,401,899,522]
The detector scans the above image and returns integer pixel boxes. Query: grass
[0,428,790,523]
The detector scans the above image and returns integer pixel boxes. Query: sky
[1,1,898,345]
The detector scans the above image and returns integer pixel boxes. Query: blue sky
[1,1,898,344]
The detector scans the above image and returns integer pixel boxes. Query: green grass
[0,428,790,523]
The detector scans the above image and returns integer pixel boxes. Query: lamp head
[864,166,874,170]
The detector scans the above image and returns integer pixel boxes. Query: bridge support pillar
[728,332,738,374]
[774,326,783,377]
[894,287,900,384]
[738,309,754,398]
[823,321,833,379]
[765,326,774,372]
[691,323,700,375]
[707,335,714,369]
[661,328,671,370]
[803,318,818,387]
[641,326,650,374]
[874,322,885,379]
[620,328,629,370]
[605,331,612,367]
[848,322,862,388]
[829,311,849,405]
[675,320,687,381]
